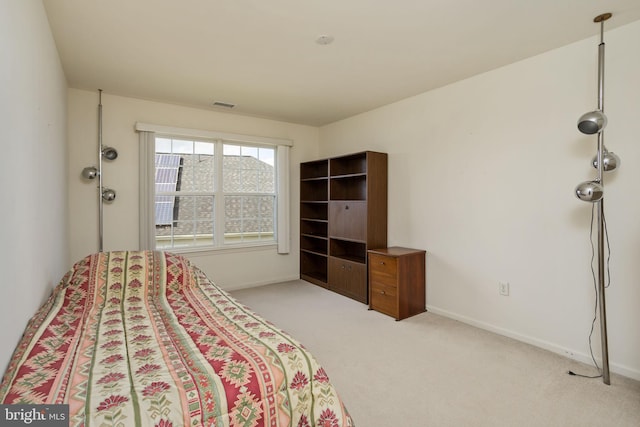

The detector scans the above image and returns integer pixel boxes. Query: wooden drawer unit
[368,247,426,320]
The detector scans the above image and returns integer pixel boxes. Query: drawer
[370,281,397,317]
[370,280,397,298]
[369,253,397,277]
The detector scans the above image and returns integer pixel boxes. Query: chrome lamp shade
[575,180,604,202]
[577,110,607,135]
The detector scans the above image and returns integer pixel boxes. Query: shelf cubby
[301,251,328,286]
[301,159,328,180]
[330,175,366,200]
[329,238,367,264]
[300,179,328,201]
[301,219,328,238]
[330,152,367,176]
[301,235,328,255]
[300,202,328,221]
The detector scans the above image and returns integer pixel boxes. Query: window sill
[163,242,278,257]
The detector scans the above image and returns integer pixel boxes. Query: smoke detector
[316,35,334,45]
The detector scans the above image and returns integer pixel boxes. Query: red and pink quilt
[0,251,354,427]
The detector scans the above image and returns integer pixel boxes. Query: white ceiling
[43,0,640,126]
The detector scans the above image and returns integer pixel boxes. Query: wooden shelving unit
[300,151,387,303]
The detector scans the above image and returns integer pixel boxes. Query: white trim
[166,242,278,256]
[426,304,640,381]
[138,131,156,250]
[276,145,290,254]
[219,275,301,292]
[213,141,225,245]
[135,122,293,147]
[139,130,289,253]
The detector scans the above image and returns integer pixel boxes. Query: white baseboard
[223,275,301,292]
[426,305,640,382]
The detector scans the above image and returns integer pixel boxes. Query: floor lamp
[574,13,620,385]
[81,89,118,252]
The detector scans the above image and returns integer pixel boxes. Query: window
[220,144,276,245]
[153,137,276,249]
[137,123,291,254]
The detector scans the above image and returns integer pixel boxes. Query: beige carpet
[231,280,640,427]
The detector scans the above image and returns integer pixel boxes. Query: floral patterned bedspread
[0,251,354,427]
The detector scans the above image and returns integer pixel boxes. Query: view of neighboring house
[155,150,275,248]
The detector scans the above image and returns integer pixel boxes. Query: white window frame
[136,122,291,254]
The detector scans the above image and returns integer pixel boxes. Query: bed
[0,251,354,427]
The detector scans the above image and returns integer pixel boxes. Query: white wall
[0,0,69,371]
[67,89,320,289]
[320,21,640,380]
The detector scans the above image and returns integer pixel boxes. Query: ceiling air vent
[212,101,235,109]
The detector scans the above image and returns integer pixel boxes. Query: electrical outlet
[499,282,510,296]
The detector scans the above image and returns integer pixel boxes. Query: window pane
[223,145,240,156]
[154,195,215,248]
[257,147,275,165]
[155,195,175,226]
[223,144,275,193]
[196,196,214,220]
[195,141,214,155]
[258,171,274,193]
[224,196,242,219]
[241,146,258,159]
[175,152,215,192]
[172,139,194,154]
[155,139,214,193]
[224,195,275,244]
[191,154,215,192]
[156,137,172,153]
[154,152,181,227]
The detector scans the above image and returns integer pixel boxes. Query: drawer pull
[345,205,349,210]
[380,291,385,295]
[380,262,385,265]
